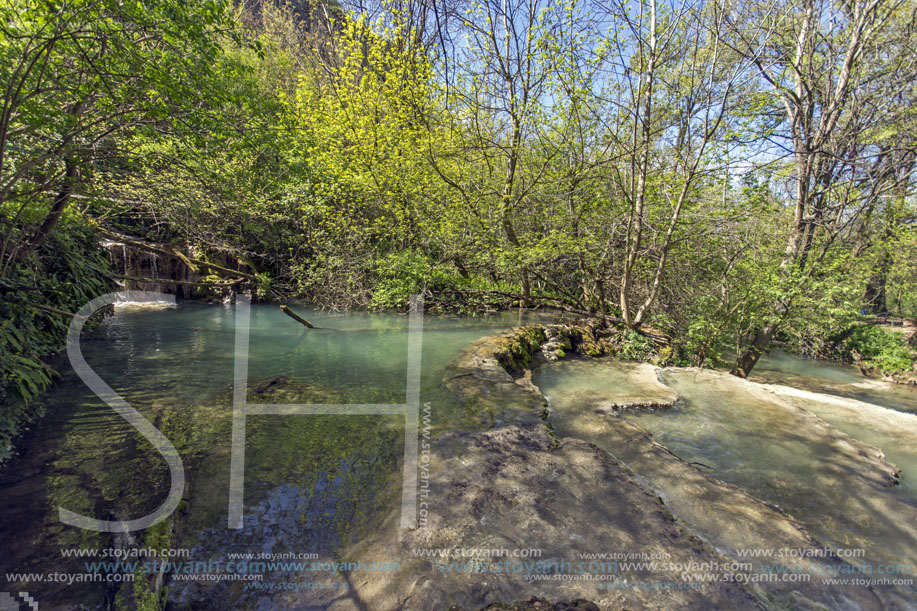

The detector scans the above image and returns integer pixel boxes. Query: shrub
[369,251,432,309]
[0,216,113,461]
[368,250,493,311]
[840,325,914,374]
[614,329,655,361]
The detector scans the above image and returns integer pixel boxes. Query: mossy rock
[494,326,548,373]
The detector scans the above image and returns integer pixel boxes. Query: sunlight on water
[3,307,915,607]
[537,359,917,572]
[765,386,917,498]
[752,350,916,413]
[0,303,555,607]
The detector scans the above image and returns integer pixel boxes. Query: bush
[840,325,914,374]
[369,250,478,310]
[369,251,432,309]
[614,329,655,361]
[0,216,113,461]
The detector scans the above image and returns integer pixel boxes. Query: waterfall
[100,239,165,292]
[146,252,161,292]
[101,240,127,288]
[99,236,238,302]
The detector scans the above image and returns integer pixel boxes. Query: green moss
[132,564,165,611]
[540,408,559,449]
[651,345,675,367]
[495,326,548,372]
[107,510,177,611]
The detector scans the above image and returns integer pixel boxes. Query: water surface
[0,302,555,607]
[752,349,915,413]
[535,358,917,575]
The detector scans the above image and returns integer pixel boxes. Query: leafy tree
[0,0,238,273]
[723,0,917,376]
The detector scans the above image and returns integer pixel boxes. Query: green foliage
[886,226,917,317]
[840,326,914,374]
[652,345,675,367]
[133,518,173,611]
[368,250,477,310]
[682,316,725,367]
[0,0,237,235]
[0,215,112,460]
[613,329,655,361]
[369,251,431,309]
[0,0,913,418]
[254,272,273,301]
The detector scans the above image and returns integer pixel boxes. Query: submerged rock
[416,327,915,610]
[540,361,678,414]
[345,425,760,610]
[542,360,917,609]
[442,328,550,429]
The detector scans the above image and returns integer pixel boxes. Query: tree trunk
[620,0,656,327]
[733,321,777,378]
[734,298,791,377]
[863,271,888,314]
[29,155,78,250]
[863,248,891,314]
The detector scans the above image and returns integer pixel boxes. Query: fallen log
[280,305,315,328]
[95,227,259,282]
[111,274,243,287]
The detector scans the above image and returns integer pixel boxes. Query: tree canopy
[1,0,916,455]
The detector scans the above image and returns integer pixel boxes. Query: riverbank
[2,305,915,609]
[337,323,917,610]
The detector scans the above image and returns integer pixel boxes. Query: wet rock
[248,375,345,403]
[425,330,915,610]
[478,596,601,610]
[539,328,572,362]
[442,329,549,429]
[552,365,917,609]
[346,426,760,610]
[858,363,917,386]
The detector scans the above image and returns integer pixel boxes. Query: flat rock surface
[341,426,761,610]
[275,329,917,610]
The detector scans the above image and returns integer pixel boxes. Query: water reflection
[751,350,915,413]
[0,303,556,608]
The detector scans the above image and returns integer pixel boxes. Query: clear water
[752,350,916,413]
[0,302,555,607]
[3,304,916,607]
[536,358,672,406]
[750,351,917,497]
[763,387,917,497]
[536,359,917,572]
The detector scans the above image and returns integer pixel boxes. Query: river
[0,303,914,609]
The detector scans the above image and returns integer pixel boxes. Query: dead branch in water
[280,304,315,328]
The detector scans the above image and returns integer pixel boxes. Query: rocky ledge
[328,324,913,611]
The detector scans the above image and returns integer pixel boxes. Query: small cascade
[100,239,163,293]
[99,235,243,302]
[101,240,127,288]
[150,253,159,284]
